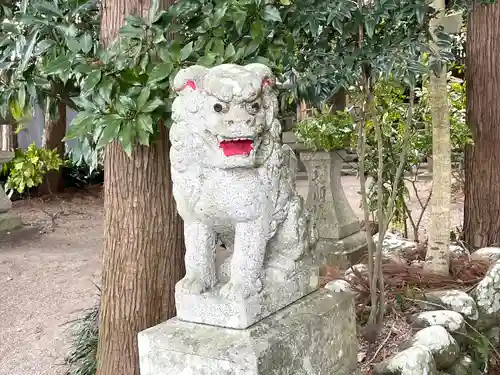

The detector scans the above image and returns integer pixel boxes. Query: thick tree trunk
[96,1,184,374]
[39,101,66,194]
[464,3,500,249]
[425,0,451,274]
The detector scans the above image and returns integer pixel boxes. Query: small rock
[373,345,437,375]
[472,260,500,328]
[408,310,465,335]
[325,279,353,293]
[405,326,459,369]
[374,231,417,257]
[449,244,470,257]
[404,326,460,370]
[449,355,474,375]
[424,290,479,321]
[344,264,368,282]
[470,247,500,264]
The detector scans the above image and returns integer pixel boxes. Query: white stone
[325,279,353,293]
[373,231,417,257]
[170,64,319,328]
[344,264,368,282]
[138,290,359,375]
[472,260,500,328]
[471,247,500,264]
[409,310,465,334]
[373,345,437,375]
[406,326,459,369]
[449,244,469,257]
[424,290,479,321]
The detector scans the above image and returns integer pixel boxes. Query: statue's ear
[173,65,209,93]
[244,63,276,89]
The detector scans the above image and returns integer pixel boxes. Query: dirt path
[0,177,464,375]
[0,191,102,375]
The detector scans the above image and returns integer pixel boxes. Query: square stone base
[317,231,368,271]
[0,212,22,233]
[138,289,359,375]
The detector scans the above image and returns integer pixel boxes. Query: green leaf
[244,40,260,57]
[119,95,135,111]
[141,98,164,113]
[136,129,150,146]
[65,112,95,140]
[233,9,247,35]
[137,87,151,110]
[9,99,24,122]
[119,121,134,155]
[148,62,173,83]
[82,70,102,95]
[18,85,26,110]
[44,54,71,75]
[197,53,216,67]
[119,25,145,39]
[262,6,281,22]
[98,76,114,103]
[19,30,39,73]
[97,114,123,149]
[81,33,93,54]
[67,36,81,53]
[137,113,154,133]
[280,0,290,4]
[34,39,54,56]
[180,42,193,61]
[34,1,63,18]
[225,43,236,60]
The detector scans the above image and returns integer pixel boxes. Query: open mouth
[218,136,255,157]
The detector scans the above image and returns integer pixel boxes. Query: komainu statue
[170,63,319,328]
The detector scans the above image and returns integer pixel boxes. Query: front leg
[176,221,217,294]
[220,220,267,301]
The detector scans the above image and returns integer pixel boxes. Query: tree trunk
[96,0,185,374]
[426,69,451,273]
[39,101,66,194]
[425,0,451,274]
[464,3,500,249]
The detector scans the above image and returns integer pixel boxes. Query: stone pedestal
[300,150,367,268]
[139,289,359,375]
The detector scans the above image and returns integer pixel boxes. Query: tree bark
[96,1,185,374]
[39,101,66,194]
[425,0,451,274]
[464,3,500,249]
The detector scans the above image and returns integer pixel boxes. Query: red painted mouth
[219,138,254,157]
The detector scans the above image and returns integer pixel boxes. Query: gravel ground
[0,177,464,375]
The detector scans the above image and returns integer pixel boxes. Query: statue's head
[172,63,279,169]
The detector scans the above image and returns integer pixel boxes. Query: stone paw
[176,275,213,294]
[219,278,263,301]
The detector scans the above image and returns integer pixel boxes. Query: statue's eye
[214,103,223,113]
[246,102,261,114]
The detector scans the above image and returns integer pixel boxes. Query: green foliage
[64,298,99,375]
[294,108,355,151]
[0,0,100,122]
[4,143,64,194]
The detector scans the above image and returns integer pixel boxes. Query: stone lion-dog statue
[170,63,318,303]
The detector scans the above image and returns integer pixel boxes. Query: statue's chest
[194,169,271,222]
